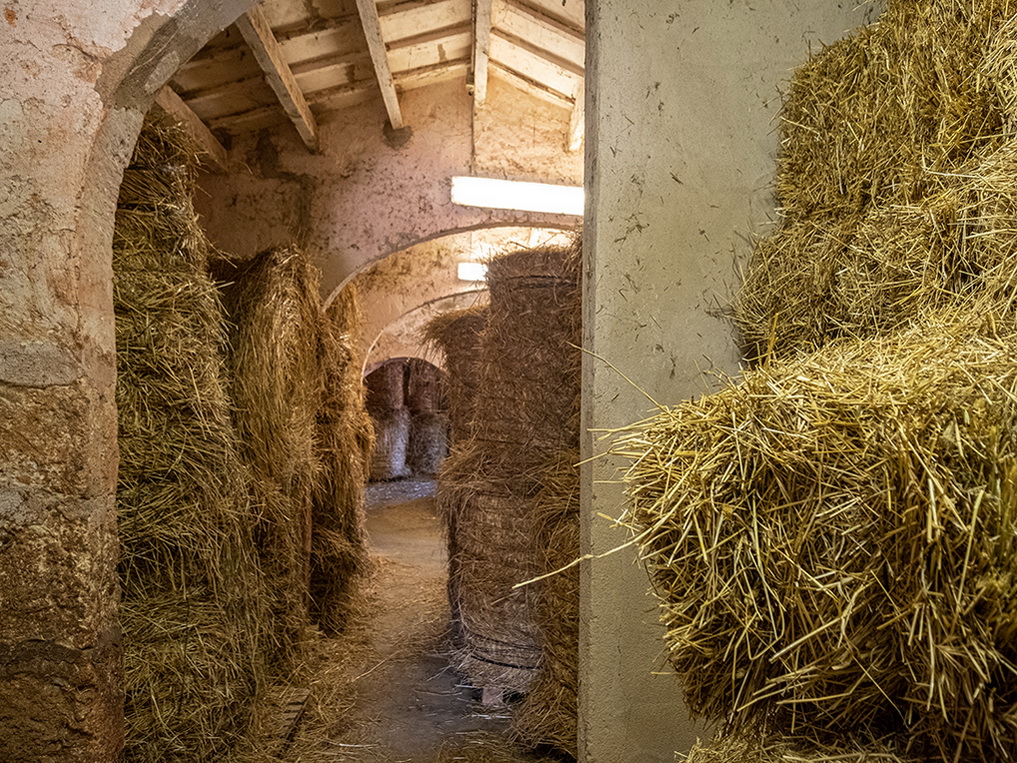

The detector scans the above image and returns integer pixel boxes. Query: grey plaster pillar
[581,2,880,760]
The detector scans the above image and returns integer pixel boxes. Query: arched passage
[1,1,257,756]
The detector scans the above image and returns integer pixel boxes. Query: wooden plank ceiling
[167,0,585,155]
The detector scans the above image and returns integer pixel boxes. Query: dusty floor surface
[305,478,560,763]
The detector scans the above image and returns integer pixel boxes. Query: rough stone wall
[0,0,251,758]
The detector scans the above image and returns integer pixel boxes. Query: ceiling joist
[471,0,493,104]
[153,86,228,173]
[235,5,320,151]
[354,0,405,130]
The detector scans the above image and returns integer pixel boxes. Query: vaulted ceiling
[159,0,585,161]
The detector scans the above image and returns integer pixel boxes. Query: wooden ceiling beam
[235,5,320,151]
[152,87,229,173]
[354,0,405,130]
[567,79,584,153]
[471,0,493,104]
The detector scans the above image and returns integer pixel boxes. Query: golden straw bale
[219,246,324,667]
[618,311,1017,761]
[114,118,267,760]
[681,732,911,763]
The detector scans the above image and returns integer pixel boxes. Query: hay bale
[406,357,446,414]
[681,733,911,763]
[310,284,372,634]
[510,450,581,758]
[425,306,488,445]
[407,411,449,476]
[447,238,581,695]
[369,406,412,481]
[734,0,1017,362]
[618,312,1017,760]
[366,359,405,414]
[114,119,267,759]
[219,246,324,666]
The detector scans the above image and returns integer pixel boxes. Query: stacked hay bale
[310,285,373,634]
[114,119,267,759]
[620,315,1017,761]
[441,241,581,703]
[734,0,1017,363]
[619,2,1017,760]
[219,246,322,666]
[366,360,411,481]
[406,358,449,476]
[427,307,489,647]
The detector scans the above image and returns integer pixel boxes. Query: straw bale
[310,284,372,634]
[510,450,581,758]
[408,411,449,476]
[220,245,324,666]
[618,312,1017,761]
[366,359,406,414]
[734,0,1017,361]
[114,118,267,760]
[424,306,488,445]
[682,732,910,763]
[369,406,412,481]
[445,236,582,695]
[407,357,446,414]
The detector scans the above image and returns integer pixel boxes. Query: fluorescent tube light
[457,262,488,282]
[451,176,583,216]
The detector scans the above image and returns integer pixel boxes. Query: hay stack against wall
[114,120,266,759]
[219,246,322,666]
[407,357,446,414]
[619,313,1017,761]
[427,307,489,647]
[682,733,909,763]
[310,285,372,634]
[408,411,449,476]
[448,240,581,696]
[367,360,412,480]
[734,0,1017,362]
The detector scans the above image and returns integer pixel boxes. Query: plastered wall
[582,2,880,760]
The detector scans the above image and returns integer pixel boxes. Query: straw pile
[219,246,323,666]
[367,360,412,481]
[425,307,488,445]
[734,0,1017,363]
[408,412,449,476]
[681,733,910,763]
[407,357,445,414]
[509,449,581,758]
[310,285,372,634]
[446,240,581,696]
[114,119,267,759]
[427,307,489,646]
[619,312,1017,761]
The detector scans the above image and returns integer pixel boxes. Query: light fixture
[457,261,488,282]
[451,176,583,216]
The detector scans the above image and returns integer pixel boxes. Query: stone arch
[1,0,258,758]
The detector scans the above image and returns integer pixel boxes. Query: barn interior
[11,0,1017,762]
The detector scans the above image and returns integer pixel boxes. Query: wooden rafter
[567,80,584,152]
[153,86,228,173]
[235,5,320,150]
[471,0,493,104]
[354,0,405,129]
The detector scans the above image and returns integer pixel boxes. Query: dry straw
[219,246,323,667]
[436,237,581,716]
[408,411,449,476]
[114,118,268,759]
[734,0,1017,362]
[681,732,911,763]
[618,311,1017,762]
[310,285,372,634]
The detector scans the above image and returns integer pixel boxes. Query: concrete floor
[328,479,556,762]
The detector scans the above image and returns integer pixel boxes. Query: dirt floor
[282,478,562,763]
